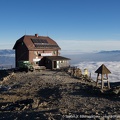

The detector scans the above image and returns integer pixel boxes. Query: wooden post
[96,73,99,86]
[101,74,104,89]
[107,80,110,89]
[107,75,110,89]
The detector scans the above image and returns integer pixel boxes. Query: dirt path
[0,70,119,120]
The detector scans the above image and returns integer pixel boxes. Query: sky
[0,0,120,53]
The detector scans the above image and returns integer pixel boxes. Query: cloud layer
[74,61,120,83]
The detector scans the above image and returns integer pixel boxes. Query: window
[38,53,41,56]
[21,42,24,45]
[36,61,39,65]
[53,51,56,54]
[34,51,37,55]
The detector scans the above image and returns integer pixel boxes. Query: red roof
[13,34,61,50]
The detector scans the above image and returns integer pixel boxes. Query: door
[53,61,57,68]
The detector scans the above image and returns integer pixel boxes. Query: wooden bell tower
[95,64,111,89]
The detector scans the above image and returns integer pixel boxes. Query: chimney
[35,34,38,37]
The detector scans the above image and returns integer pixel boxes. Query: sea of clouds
[74,61,120,82]
[64,51,120,83]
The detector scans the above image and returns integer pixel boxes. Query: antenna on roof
[47,31,49,36]
[25,29,27,35]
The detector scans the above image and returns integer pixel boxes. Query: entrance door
[53,61,57,68]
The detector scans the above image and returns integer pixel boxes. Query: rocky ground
[0,69,119,120]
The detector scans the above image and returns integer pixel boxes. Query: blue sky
[0,0,120,53]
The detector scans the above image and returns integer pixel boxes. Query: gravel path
[0,70,119,120]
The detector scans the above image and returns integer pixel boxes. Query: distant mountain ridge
[0,49,120,68]
[0,49,15,55]
[64,50,120,64]
[98,50,120,54]
[0,49,15,68]
[1,49,120,56]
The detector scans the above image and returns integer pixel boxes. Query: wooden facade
[13,34,70,69]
